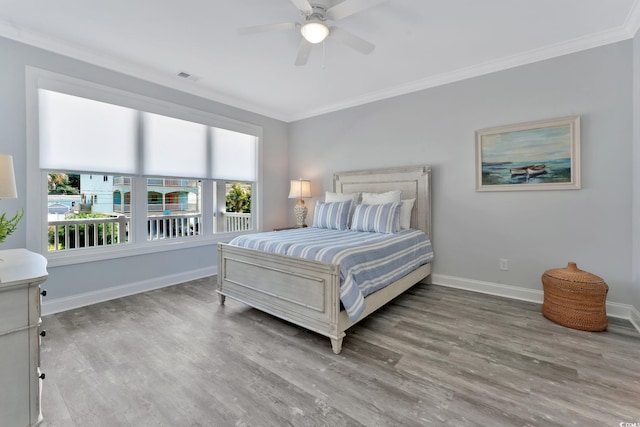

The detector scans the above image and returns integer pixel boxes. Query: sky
[481,123,572,164]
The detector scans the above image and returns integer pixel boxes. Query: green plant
[48,172,80,195]
[226,183,251,213]
[0,209,24,243]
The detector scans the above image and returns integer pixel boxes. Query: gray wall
[289,41,634,305]
[0,36,289,300]
[633,32,640,315]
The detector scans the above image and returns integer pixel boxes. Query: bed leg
[218,293,226,305]
[330,337,344,354]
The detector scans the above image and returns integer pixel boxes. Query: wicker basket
[541,262,608,331]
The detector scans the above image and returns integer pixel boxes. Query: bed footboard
[217,243,344,344]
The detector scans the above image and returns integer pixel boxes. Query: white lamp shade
[301,21,329,44]
[288,180,311,199]
[0,154,18,198]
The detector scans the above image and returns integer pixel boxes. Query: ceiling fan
[238,0,386,66]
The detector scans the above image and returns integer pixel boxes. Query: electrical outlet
[499,258,509,271]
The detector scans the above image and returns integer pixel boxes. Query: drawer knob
[39,373,45,380]
[40,289,47,297]
[40,330,46,337]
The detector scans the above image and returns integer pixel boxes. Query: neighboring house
[47,203,69,215]
[79,174,115,214]
[46,194,81,219]
[48,175,200,216]
[109,175,200,215]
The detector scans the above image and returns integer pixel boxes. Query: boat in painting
[510,164,546,177]
[510,167,529,176]
[526,164,546,176]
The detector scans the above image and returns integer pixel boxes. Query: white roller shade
[39,89,138,173]
[211,128,256,181]
[142,112,208,178]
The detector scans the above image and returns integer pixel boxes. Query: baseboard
[42,266,217,316]
[431,274,544,304]
[431,274,640,332]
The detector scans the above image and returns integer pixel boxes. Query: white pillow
[399,198,415,229]
[361,190,401,205]
[325,191,360,206]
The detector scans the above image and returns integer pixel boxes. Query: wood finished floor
[40,277,640,427]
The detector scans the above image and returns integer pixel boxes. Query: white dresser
[0,249,48,427]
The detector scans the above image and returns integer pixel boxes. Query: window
[146,177,201,240]
[47,173,130,251]
[29,69,261,262]
[216,181,252,233]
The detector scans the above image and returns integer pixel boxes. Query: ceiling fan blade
[238,22,297,35]
[326,0,386,20]
[294,39,312,66]
[290,0,313,13]
[329,26,375,55]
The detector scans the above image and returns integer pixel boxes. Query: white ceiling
[1,0,639,122]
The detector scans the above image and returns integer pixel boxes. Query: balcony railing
[49,216,129,251]
[113,203,198,213]
[113,176,131,186]
[148,213,201,240]
[147,178,199,188]
[113,204,130,213]
[148,203,198,213]
[48,212,252,251]
[224,212,252,232]
[113,177,198,188]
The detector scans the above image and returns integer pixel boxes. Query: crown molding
[2,7,639,124]
[624,0,640,38]
[0,20,290,122]
[288,24,636,121]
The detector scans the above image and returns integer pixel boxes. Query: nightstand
[273,225,307,231]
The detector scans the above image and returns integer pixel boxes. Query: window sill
[44,231,252,268]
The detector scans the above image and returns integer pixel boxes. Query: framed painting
[475,116,581,191]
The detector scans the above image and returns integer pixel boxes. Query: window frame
[26,67,262,267]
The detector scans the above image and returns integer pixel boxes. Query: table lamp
[288,179,311,228]
[0,154,22,243]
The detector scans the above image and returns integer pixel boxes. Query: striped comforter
[228,227,434,321]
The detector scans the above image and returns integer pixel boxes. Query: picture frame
[475,116,581,192]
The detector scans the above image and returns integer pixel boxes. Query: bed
[216,165,433,354]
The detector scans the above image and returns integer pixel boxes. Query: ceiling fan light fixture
[301,21,329,43]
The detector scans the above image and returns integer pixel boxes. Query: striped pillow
[312,200,351,230]
[351,202,401,234]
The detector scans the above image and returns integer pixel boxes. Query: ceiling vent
[176,71,199,82]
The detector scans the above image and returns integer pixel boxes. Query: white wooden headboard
[333,165,432,238]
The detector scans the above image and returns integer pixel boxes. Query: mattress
[228,227,434,321]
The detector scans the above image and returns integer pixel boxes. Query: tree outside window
[226,183,251,213]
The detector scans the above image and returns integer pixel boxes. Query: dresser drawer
[0,286,29,331]
[0,328,30,426]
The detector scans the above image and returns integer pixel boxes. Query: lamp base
[294,200,308,228]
